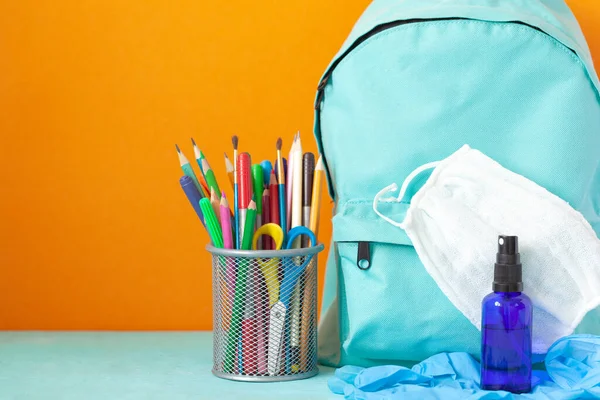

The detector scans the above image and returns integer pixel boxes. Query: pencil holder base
[212,368,319,382]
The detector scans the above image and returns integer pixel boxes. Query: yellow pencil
[224,153,235,189]
[309,155,324,237]
[300,155,325,372]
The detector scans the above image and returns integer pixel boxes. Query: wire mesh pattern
[209,246,322,381]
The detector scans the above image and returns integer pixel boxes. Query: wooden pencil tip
[175,144,181,153]
[201,157,210,170]
[191,137,197,147]
[316,155,324,170]
[248,200,256,210]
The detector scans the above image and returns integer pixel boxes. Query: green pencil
[223,200,256,372]
[201,158,222,198]
[240,200,257,250]
[191,138,207,177]
[200,198,223,248]
[176,144,203,196]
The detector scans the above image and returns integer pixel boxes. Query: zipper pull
[357,241,371,270]
[315,75,330,111]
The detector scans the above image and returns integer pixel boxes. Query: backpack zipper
[315,18,549,110]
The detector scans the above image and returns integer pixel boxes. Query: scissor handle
[253,223,284,250]
[284,226,317,249]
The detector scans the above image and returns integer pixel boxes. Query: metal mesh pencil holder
[208,244,324,382]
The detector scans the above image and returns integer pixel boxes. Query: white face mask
[373,145,600,353]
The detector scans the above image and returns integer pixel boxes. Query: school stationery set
[173,0,600,395]
[175,134,325,381]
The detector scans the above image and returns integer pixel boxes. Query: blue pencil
[232,136,240,249]
[276,138,287,238]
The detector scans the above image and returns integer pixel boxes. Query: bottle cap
[493,235,523,292]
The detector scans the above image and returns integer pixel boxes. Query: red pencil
[262,188,272,250]
[237,152,252,244]
[269,171,280,229]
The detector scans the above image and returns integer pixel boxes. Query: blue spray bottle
[481,235,532,393]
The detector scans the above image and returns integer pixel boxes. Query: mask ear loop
[373,161,440,228]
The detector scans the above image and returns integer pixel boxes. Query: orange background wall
[0,0,598,330]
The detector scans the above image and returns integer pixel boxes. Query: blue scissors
[266,226,317,376]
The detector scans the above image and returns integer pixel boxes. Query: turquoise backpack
[314,0,600,368]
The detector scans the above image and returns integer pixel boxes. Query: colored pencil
[276,138,287,237]
[191,138,205,175]
[260,160,272,188]
[251,164,264,249]
[210,187,221,224]
[191,138,210,197]
[255,270,268,374]
[241,200,257,251]
[202,158,222,198]
[302,153,315,247]
[237,153,252,246]
[232,136,240,249]
[225,153,235,189]
[262,188,272,250]
[301,155,324,372]
[290,134,303,246]
[225,250,248,373]
[221,194,233,250]
[242,267,257,375]
[269,171,280,228]
[200,198,223,248]
[309,156,325,237]
[289,137,303,369]
[286,133,298,231]
[176,144,203,196]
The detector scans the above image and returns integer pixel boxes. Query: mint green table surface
[0,332,337,400]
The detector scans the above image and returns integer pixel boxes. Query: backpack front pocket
[331,201,481,365]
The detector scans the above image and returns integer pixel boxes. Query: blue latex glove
[329,335,600,399]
